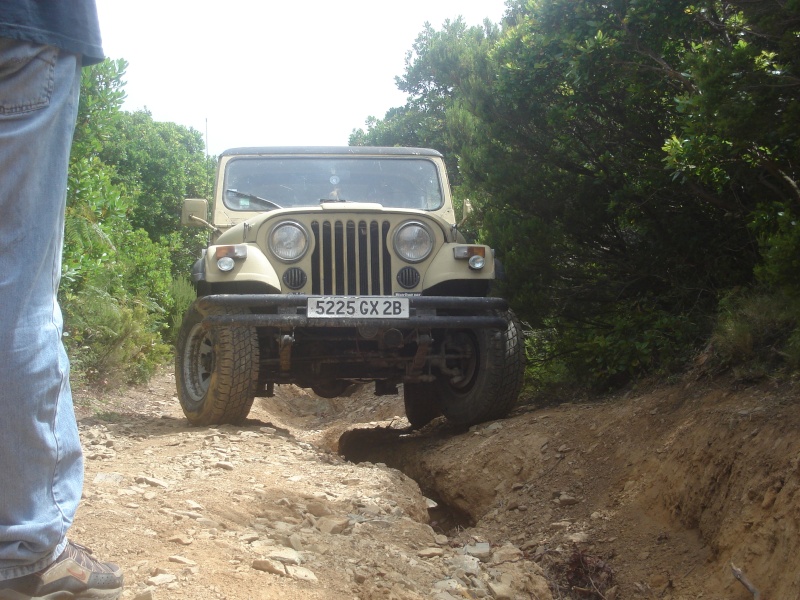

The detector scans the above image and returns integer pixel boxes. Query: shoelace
[61,541,118,574]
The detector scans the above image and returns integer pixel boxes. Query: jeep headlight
[269,221,308,262]
[393,221,434,263]
[215,244,247,272]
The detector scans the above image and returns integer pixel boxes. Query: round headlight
[393,221,434,263]
[217,256,235,272]
[269,222,308,262]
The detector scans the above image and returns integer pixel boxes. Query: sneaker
[0,541,123,599]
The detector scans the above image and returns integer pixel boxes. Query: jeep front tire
[436,309,525,426]
[176,301,259,425]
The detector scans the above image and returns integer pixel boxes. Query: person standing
[0,2,124,598]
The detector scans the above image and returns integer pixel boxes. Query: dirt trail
[73,371,799,599]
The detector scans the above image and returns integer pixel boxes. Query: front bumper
[196,294,509,330]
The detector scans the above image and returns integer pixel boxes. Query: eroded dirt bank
[74,372,799,599]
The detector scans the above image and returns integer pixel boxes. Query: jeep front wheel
[436,310,525,426]
[175,301,259,425]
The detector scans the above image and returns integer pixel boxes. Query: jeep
[176,146,524,428]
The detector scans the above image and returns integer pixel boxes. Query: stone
[463,542,492,561]
[146,573,176,586]
[305,501,332,517]
[315,515,350,535]
[252,558,286,575]
[492,544,523,565]
[167,535,193,545]
[488,580,514,599]
[264,547,303,565]
[566,532,590,544]
[556,493,579,506]
[168,555,196,566]
[447,554,481,575]
[135,476,169,488]
[417,547,444,558]
[434,534,449,546]
[286,565,318,582]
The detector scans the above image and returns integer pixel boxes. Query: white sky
[95,1,508,156]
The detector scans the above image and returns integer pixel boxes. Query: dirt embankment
[74,372,799,599]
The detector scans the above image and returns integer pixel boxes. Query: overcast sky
[95,1,508,156]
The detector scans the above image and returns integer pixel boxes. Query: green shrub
[62,286,170,388]
[711,290,800,377]
[167,276,197,343]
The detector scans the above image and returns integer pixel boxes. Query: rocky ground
[73,370,799,600]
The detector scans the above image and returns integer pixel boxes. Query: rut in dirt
[337,423,475,534]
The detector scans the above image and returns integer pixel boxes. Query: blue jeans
[0,39,83,580]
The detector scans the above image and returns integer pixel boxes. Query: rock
[488,580,514,599]
[132,591,155,600]
[146,573,176,586]
[315,515,350,535]
[305,501,332,517]
[417,547,444,558]
[252,558,286,575]
[555,493,579,506]
[263,547,303,565]
[168,555,196,566]
[288,533,304,551]
[286,565,318,582]
[167,534,193,545]
[135,476,169,488]
[214,461,234,470]
[463,542,492,561]
[434,534,449,546]
[446,554,481,575]
[566,532,589,544]
[491,544,523,564]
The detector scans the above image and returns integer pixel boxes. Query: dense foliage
[352,0,800,389]
[62,59,211,387]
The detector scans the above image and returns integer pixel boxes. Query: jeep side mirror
[182,198,209,227]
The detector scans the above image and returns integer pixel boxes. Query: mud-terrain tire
[436,309,525,426]
[403,382,442,429]
[176,301,259,425]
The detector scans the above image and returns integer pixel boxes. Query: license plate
[307,296,410,319]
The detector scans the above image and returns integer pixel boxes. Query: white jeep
[176,146,524,428]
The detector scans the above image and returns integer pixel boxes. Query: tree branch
[731,562,761,600]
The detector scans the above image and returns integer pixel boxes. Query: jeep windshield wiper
[226,189,282,210]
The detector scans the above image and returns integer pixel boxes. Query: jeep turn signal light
[453,246,485,259]
[215,244,247,272]
[216,244,248,258]
[453,246,487,270]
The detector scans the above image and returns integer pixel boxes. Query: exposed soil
[73,370,799,600]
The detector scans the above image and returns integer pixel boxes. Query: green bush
[167,276,197,343]
[711,290,800,377]
[62,286,170,387]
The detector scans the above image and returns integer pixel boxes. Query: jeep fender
[203,245,282,290]
[421,243,496,290]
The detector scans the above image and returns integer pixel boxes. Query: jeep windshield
[222,156,444,211]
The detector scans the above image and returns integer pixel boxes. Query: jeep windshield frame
[221,156,445,212]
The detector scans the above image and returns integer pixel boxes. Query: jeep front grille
[310,219,393,295]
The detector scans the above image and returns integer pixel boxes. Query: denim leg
[0,40,83,579]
